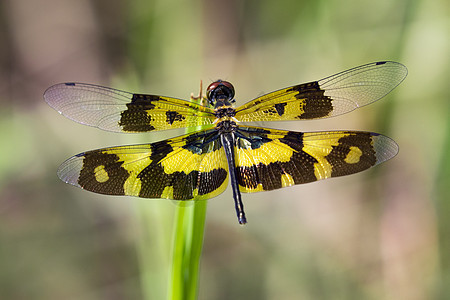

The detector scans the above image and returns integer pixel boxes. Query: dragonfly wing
[44,82,215,132]
[235,61,407,122]
[58,128,229,200]
[234,126,398,193]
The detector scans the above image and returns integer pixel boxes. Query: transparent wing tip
[372,133,399,165]
[56,153,84,188]
[44,83,76,111]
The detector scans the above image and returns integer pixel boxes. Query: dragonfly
[44,61,407,224]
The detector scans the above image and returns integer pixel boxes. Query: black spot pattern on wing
[327,133,377,177]
[278,131,304,152]
[289,81,333,119]
[78,152,129,195]
[236,152,319,191]
[166,110,186,125]
[274,102,287,116]
[149,140,174,161]
[137,162,227,199]
[235,129,318,191]
[119,94,159,132]
[198,168,228,195]
[135,130,228,200]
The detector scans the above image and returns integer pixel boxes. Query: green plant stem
[168,201,207,299]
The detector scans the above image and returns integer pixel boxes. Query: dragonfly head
[207,80,235,108]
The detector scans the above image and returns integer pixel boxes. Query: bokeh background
[1,0,449,299]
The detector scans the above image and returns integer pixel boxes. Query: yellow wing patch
[234,86,311,122]
[119,94,215,132]
[94,165,109,183]
[344,146,363,164]
[236,139,295,167]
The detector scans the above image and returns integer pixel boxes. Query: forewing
[234,126,398,193]
[235,61,407,122]
[44,82,215,132]
[57,129,229,200]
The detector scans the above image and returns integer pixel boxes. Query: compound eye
[206,81,221,98]
[206,80,235,101]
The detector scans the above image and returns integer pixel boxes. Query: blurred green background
[1,0,449,299]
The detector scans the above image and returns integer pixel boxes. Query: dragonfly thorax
[215,119,238,133]
[214,106,237,133]
[214,106,236,119]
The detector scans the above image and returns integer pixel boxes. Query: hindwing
[234,126,399,193]
[57,129,229,200]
